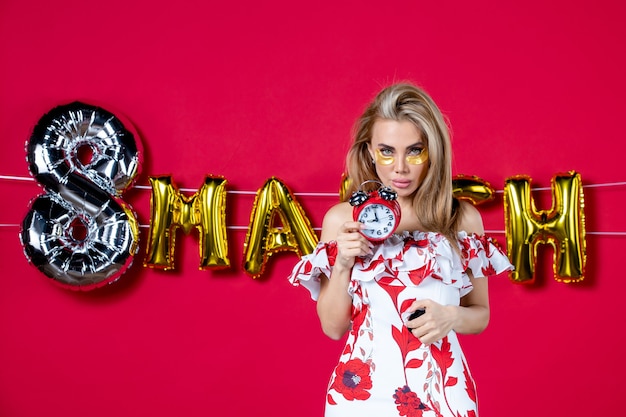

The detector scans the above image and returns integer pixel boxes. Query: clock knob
[349,190,369,206]
[378,185,397,201]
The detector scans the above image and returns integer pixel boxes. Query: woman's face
[368,119,429,202]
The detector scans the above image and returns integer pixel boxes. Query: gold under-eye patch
[375,149,395,165]
[406,148,429,165]
[375,148,429,166]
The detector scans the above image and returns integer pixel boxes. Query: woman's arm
[407,201,490,344]
[454,201,490,333]
[316,203,373,340]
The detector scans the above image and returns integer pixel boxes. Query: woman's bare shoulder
[321,202,353,241]
[457,200,485,235]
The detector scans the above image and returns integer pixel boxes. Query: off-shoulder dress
[288,231,513,417]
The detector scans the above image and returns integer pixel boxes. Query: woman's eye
[375,148,395,165]
[408,147,424,156]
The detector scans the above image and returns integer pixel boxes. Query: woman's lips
[391,179,411,189]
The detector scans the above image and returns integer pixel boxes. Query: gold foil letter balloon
[452,175,495,205]
[503,172,586,283]
[243,177,319,278]
[144,176,230,270]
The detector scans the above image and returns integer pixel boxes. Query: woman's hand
[406,299,459,345]
[333,221,374,271]
[406,282,490,345]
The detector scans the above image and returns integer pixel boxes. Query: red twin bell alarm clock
[349,180,401,242]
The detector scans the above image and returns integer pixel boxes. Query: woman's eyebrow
[376,142,424,148]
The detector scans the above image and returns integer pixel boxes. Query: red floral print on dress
[324,241,338,266]
[458,237,478,265]
[393,385,431,417]
[403,236,430,251]
[330,358,373,401]
[479,235,495,257]
[463,359,477,404]
[481,263,497,276]
[407,261,434,286]
[431,337,457,389]
[351,303,367,336]
[392,324,423,365]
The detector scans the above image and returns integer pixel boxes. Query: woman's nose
[394,156,408,173]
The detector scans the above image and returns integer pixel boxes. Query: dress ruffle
[288,231,513,300]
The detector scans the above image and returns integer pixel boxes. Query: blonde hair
[345,82,462,243]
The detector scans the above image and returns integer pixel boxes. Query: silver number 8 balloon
[20,102,142,290]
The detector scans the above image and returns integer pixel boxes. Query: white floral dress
[288,231,513,417]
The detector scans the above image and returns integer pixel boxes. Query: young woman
[289,83,512,417]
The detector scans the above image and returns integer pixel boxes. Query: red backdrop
[1,1,624,416]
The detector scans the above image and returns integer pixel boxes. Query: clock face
[356,203,398,240]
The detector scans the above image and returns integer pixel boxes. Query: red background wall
[1,1,624,416]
